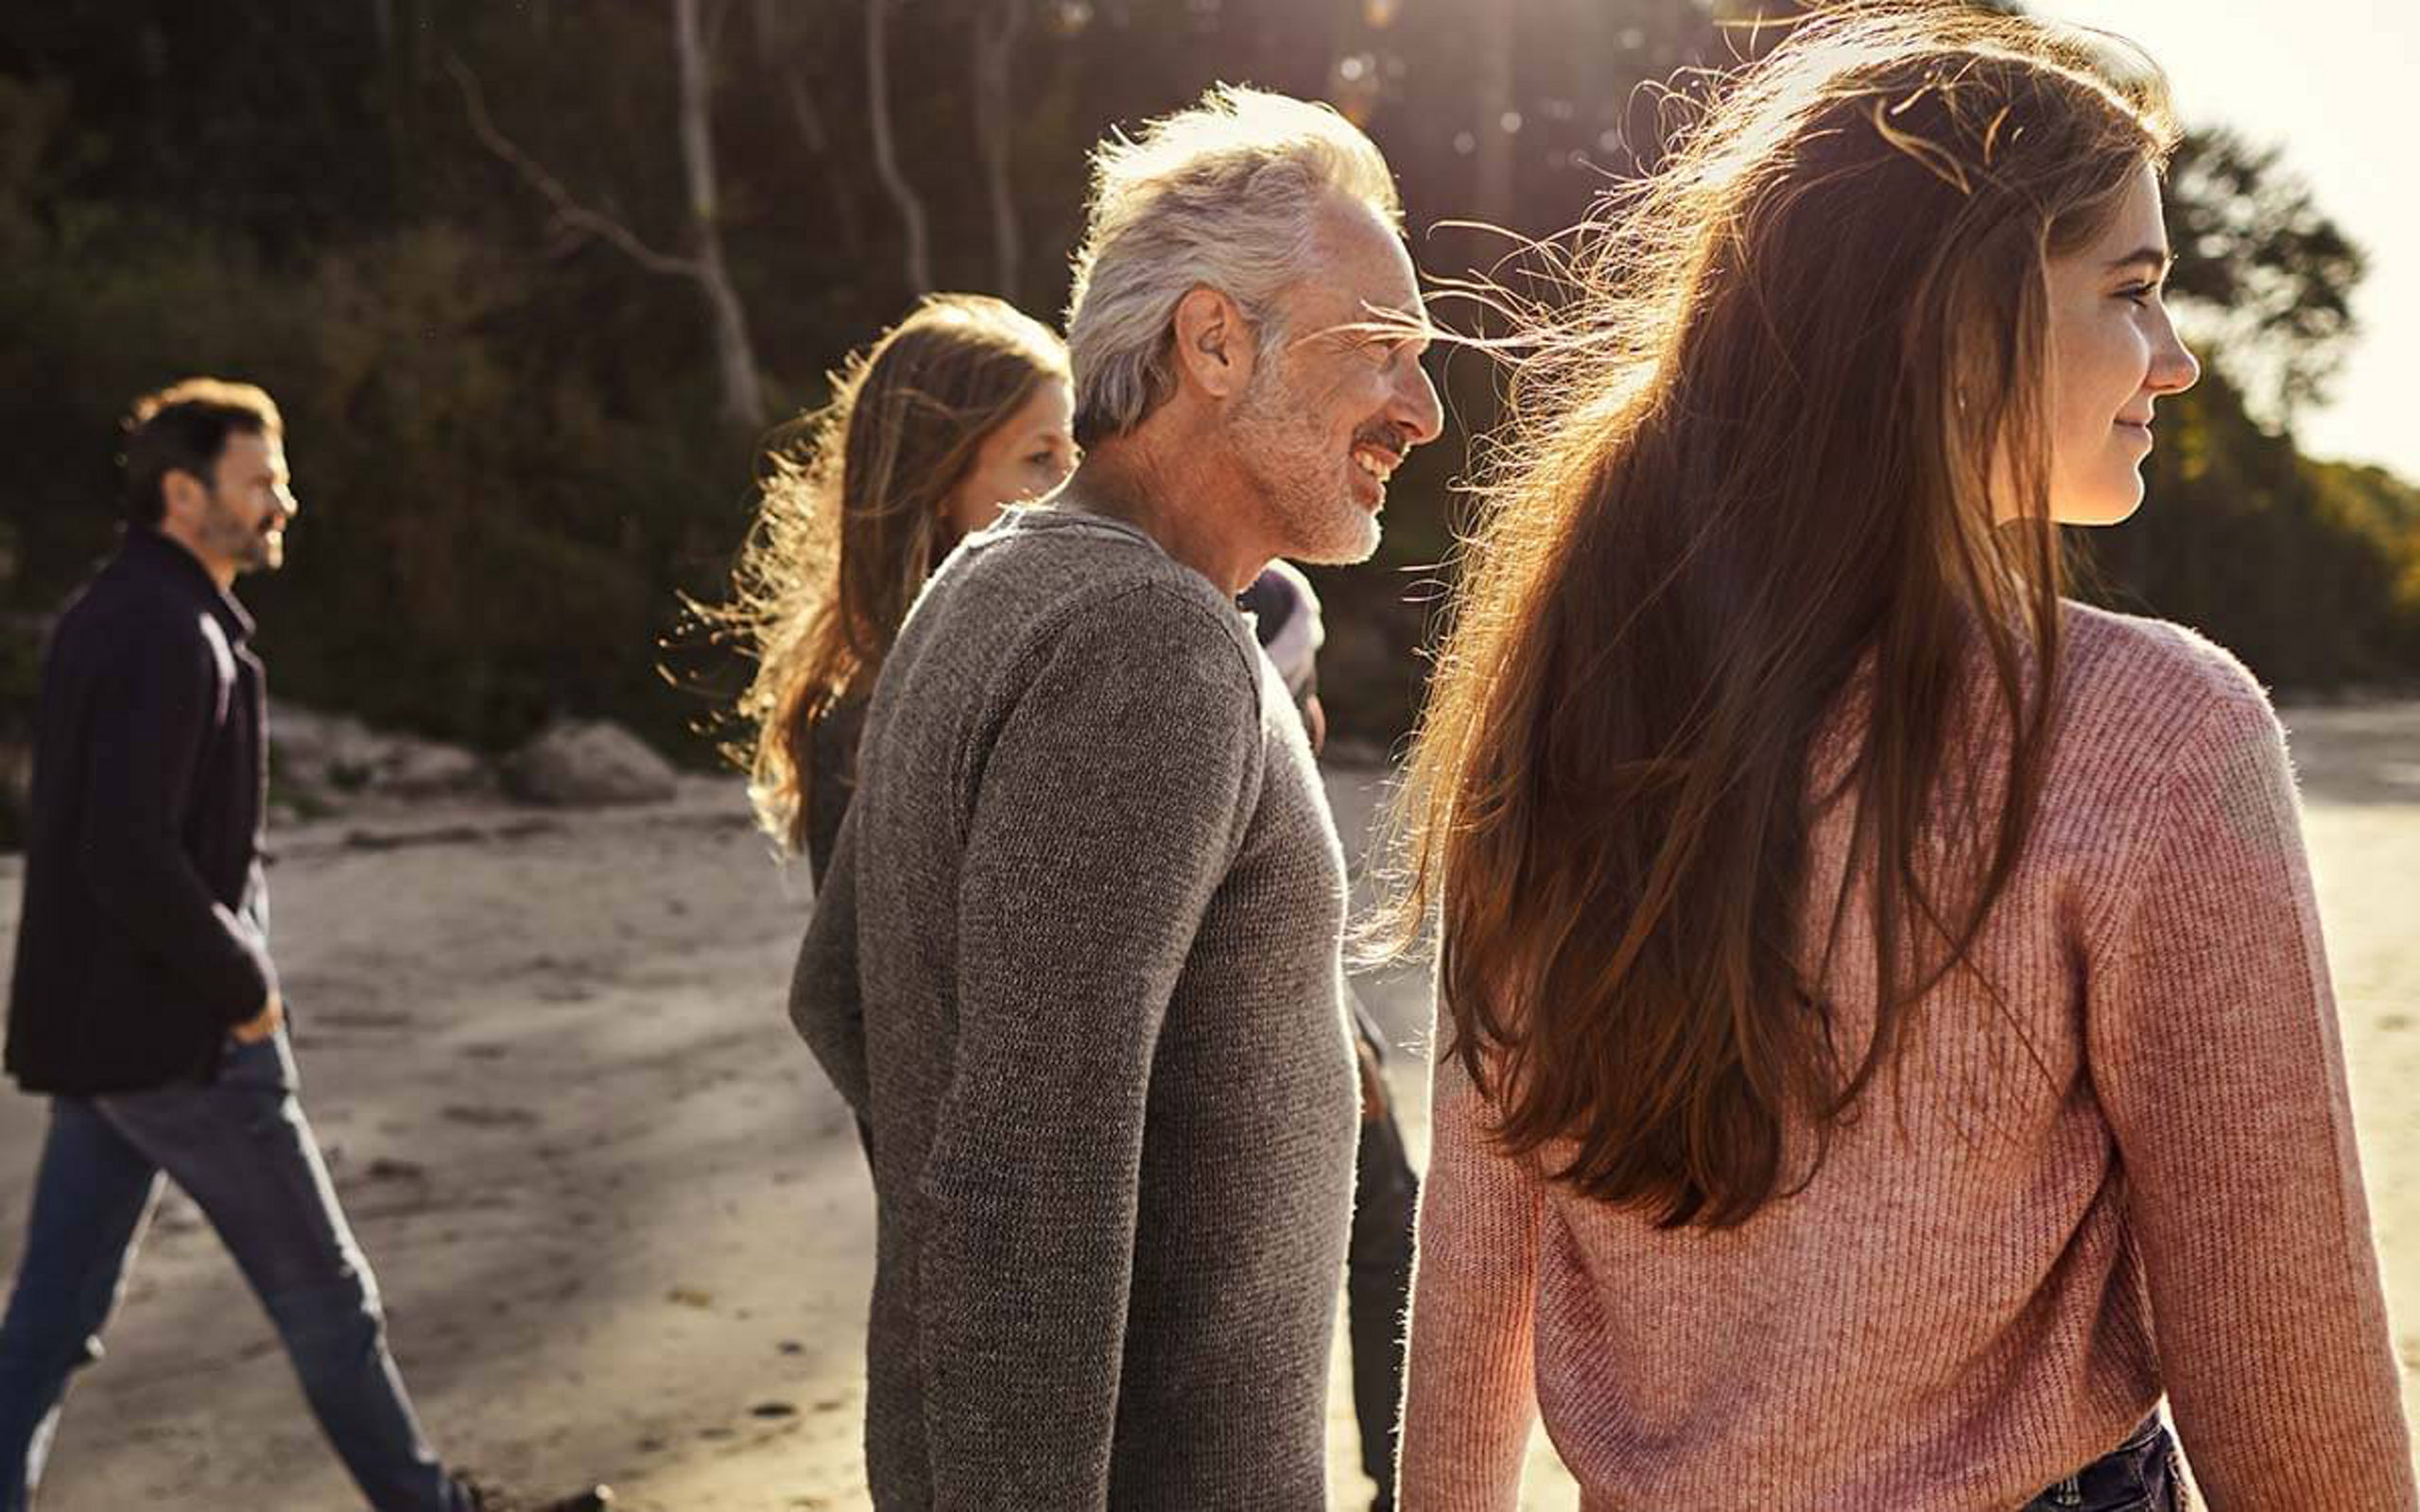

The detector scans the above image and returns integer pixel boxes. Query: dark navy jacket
[6,529,277,1094]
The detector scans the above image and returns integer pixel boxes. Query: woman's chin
[2048,474,2147,528]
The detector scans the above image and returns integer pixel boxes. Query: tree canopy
[1,0,2411,809]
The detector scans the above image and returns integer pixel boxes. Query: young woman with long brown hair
[1389,9,2413,1507]
[715,293,1075,878]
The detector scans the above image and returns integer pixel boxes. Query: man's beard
[199,495,282,574]
[1226,363,1381,567]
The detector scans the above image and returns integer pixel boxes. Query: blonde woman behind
[714,293,1074,880]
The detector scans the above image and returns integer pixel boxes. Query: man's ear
[1169,285,1256,404]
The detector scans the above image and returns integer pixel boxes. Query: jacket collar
[117,528,256,645]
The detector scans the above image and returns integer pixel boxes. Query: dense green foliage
[2093,374,2420,689]
[1,0,2413,799]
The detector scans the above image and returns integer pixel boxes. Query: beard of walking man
[161,425,297,584]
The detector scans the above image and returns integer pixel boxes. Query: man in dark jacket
[0,381,603,1512]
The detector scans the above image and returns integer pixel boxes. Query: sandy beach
[2,701,2415,1510]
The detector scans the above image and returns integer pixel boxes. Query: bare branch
[444,51,699,279]
[786,67,831,155]
[671,0,767,428]
[674,0,720,229]
[446,28,762,430]
[785,60,869,256]
[866,0,934,294]
[973,0,1027,297]
[1472,12,1515,235]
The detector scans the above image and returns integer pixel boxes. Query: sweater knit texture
[789,506,1359,1509]
[1397,603,2416,1511]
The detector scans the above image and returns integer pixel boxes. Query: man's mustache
[1354,421,1411,462]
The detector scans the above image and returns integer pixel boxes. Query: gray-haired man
[790,85,1442,1508]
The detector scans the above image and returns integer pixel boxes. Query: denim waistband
[2025,1416,2178,1511]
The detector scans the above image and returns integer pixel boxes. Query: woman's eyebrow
[2104,246,2172,277]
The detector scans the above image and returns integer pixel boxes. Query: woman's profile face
[942,377,1077,540]
[2039,161,2202,525]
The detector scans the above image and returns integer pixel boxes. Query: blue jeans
[0,1030,461,1512]
[2023,1416,2184,1511]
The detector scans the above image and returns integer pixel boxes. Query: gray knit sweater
[789,506,1359,1510]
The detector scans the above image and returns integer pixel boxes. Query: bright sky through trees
[2033,1,2417,479]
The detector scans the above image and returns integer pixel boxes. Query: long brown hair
[1380,6,2177,1228]
[712,293,1067,851]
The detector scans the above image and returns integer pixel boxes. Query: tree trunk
[671,0,767,430]
[1472,2,1516,235]
[972,0,1027,300]
[784,68,870,259]
[866,0,934,296]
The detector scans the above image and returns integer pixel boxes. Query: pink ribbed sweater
[1397,604,2416,1510]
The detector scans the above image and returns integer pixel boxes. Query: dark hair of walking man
[0,380,604,1512]
[788,85,1443,1508]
